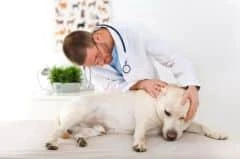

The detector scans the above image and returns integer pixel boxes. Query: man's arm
[140,25,200,88]
[146,41,200,87]
[142,30,200,121]
[129,80,143,90]
[89,67,136,92]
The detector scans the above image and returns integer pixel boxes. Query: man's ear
[92,32,102,43]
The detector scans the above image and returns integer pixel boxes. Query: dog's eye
[179,117,185,120]
[164,110,171,116]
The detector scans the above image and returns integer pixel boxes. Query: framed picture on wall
[54,0,111,52]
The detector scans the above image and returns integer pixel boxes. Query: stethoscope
[96,24,131,74]
[85,24,132,89]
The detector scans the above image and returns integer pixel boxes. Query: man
[62,23,200,121]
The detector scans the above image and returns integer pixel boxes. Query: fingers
[142,79,168,98]
[185,102,197,121]
[149,91,157,98]
[152,80,167,97]
[146,88,160,98]
[154,85,161,92]
[155,80,168,87]
[152,89,160,98]
[151,83,164,98]
[184,98,199,121]
[145,84,161,98]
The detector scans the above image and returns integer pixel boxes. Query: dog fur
[45,84,228,152]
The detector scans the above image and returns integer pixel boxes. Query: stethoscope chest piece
[122,61,131,74]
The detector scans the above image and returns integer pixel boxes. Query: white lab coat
[88,23,200,91]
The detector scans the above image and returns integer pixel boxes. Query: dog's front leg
[185,121,228,140]
[132,123,147,152]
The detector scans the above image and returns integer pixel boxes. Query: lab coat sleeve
[91,70,137,92]
[145,36,201,87]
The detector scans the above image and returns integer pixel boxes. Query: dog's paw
[93,125,106,135]
[61,131,72,139]
[45,142,58,150]
[132,143,147,152]
[205,131,228,140]
[77,137,88,147]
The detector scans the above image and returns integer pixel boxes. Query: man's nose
[166,129,178,141]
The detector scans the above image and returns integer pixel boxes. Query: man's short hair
[62,31,94,65]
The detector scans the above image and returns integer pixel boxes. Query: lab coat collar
[93,65,123,80]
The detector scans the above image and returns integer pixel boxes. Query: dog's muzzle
[166,129,177,141]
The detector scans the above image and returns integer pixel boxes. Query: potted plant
[48,65,83,93]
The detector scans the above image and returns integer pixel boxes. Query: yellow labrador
[45,84,228,152]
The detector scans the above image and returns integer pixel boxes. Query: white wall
[112,0,240,135]
[0,0,239,135]
[0,0,70,120]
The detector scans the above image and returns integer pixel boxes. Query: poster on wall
[55,0,111,52]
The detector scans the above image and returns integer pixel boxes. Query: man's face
[83,43,112,67]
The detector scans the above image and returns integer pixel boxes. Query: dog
[45,84,228,152]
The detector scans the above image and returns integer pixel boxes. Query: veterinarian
[62,23,200,121]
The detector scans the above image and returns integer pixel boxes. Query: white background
[0,0,239,135]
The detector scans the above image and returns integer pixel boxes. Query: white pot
[52,82,81,93]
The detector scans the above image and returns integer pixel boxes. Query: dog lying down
[45,84,228,152]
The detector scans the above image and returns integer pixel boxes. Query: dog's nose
[166,130,177,141]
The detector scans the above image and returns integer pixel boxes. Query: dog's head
[156,86,192,141]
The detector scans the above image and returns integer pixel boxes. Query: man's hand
[130,79,167,98]
[181,86,199,121]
